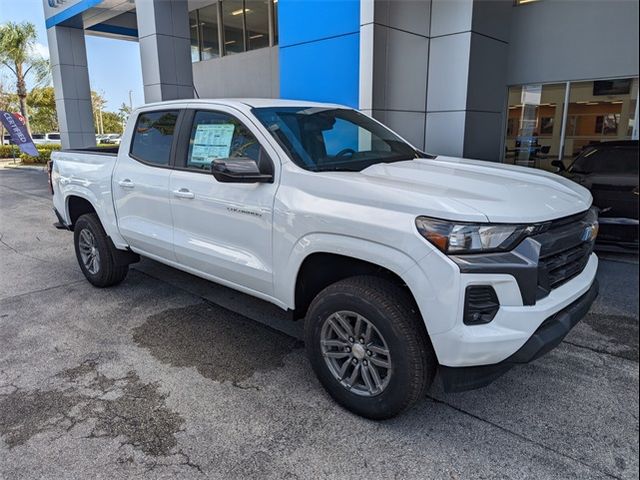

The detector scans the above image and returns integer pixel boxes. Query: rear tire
[305,276,436,419]
[74,213,129,287]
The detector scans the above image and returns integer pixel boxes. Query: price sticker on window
[190,124,235,165]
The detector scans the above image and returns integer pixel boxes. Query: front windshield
[252,107,431,172]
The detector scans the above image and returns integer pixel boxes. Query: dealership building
[43,0,639,166]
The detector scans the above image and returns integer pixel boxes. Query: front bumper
[438,279,599,392]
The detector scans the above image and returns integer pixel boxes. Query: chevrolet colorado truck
[50,99,599,419]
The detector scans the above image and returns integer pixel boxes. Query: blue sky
[0,0,144,112]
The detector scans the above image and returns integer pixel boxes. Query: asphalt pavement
[0,168,638,479]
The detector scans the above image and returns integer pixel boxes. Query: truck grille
[533,209,597,300]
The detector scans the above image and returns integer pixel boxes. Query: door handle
[173,188,195,199]
[118,179,135,189]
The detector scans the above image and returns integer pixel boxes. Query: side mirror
[551,160,566,172]
[211,157,273,184]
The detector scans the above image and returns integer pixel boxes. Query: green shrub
[20,144,61,164]
[0,144,20,159]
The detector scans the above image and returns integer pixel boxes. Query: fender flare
[62,186,128,248]
[276,232,420,309]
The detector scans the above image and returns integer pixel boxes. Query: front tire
[74,213,128,287]
[305,276,436,419]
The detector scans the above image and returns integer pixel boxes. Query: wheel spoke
[327,318,349,341]
[334,312,354,338]
[321,339,349,349]
[367,362,383,390]
[345,363,360,388]
[369,356,391,369]
[361,365,376,394]
[354,316,363,338]
[338,358,351,379]
[324,351,350,359]
[368,344,389,356]
[364,322,373,344]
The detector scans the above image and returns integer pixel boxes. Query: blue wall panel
[279,0,360,108]
[279,0,360,47]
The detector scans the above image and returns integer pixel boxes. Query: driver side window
[186,110,261,171]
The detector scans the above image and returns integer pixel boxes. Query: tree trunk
[15,62,31,135]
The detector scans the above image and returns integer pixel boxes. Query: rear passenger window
[130,110,179,166]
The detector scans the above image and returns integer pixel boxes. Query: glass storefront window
[200,4,221,60]
[504,77,639,170]
[564,78,638,159]
[272,0,278,44]
[189,11,200,62]
[190,0,277,62]
[505,83,567,169]
[221,0,246,55]
[245,0,270,51]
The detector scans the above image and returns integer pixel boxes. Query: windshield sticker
[191,123,235,165]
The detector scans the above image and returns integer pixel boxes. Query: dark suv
[553,140,639,250]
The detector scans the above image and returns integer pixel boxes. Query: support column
[47,26,95,149]
[425,0,511,160]
[359,0,431,149]
[135,0,195,103]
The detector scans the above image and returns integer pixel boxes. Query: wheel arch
[292,252,416,320]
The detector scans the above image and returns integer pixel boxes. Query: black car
[553,140,639,250]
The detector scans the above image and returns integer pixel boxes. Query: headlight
[415,217,535,254]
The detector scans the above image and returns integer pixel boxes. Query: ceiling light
[249,34,264,39]
[232,8,252,15]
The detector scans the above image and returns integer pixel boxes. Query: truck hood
[352,156,592,223]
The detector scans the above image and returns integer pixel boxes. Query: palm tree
[0,21,50,134]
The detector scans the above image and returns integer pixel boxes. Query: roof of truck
[137,98,347,111]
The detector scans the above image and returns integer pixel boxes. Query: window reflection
[245,0,270,51]
[189,0,277,62]
[505,83,566,170]
[200,5,220,60]
[222,0,245,55]
[504,78,639,170]
[565,78,638,159]
[189,11,200,62]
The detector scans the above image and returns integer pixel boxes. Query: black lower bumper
[439,280,599,393]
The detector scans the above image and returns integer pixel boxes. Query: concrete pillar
[425,0,511,161]
[360,0,431,149]
[135,0,195,103]
[47,26,95,149]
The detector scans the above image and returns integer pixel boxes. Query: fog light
[464,286,499,325]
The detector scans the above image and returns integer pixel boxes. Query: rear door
[112,109,181,260]
[168,106,279,296]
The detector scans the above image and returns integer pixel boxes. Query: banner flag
[0,111,39,157]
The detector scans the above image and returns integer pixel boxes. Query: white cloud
[30,42,50,60]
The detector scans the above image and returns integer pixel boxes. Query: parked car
[49,99,599,419]
[553,140,638,250]
[100,133,122,145]
[32,132,61,145]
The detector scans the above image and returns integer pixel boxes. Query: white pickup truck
[50,99,599,419]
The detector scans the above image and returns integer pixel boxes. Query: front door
[169,107,279,296]
[112,109,180,260]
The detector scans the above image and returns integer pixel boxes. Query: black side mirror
[211,157,273,183]
[551,160,566,172]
